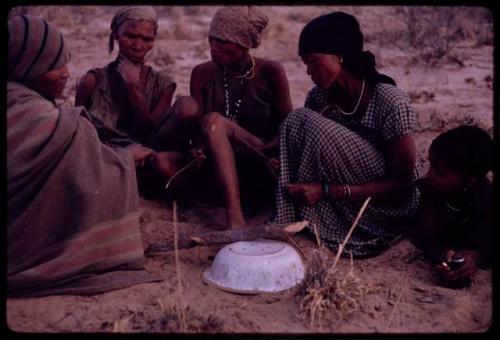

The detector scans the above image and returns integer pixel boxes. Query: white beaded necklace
[222,55,255,121]
[335,78,365,115]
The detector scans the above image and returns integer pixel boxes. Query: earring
[340,56,343,64]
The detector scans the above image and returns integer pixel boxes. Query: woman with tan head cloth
[76,6,201,198]
[190,6,292,229]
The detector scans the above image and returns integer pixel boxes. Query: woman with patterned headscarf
[274,12,420,258]
[7,15,158,297]
[190,6,292,229]
[76,6,200,198]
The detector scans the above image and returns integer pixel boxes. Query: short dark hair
[430,125,493,179]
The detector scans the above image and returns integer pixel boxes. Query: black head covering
[298,12,395,85]
[299,12,362,58]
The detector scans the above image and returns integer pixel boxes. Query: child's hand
[434,249,478,285]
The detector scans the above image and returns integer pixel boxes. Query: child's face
[425,150,466,197]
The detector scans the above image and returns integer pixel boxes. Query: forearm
[126,85,155,130]
[325,178,412,201]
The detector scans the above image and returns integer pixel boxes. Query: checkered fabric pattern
[275,83,420,258]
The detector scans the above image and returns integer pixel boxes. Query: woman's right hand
[189,147,207,169]
[287,183,323,206]
[125,144,156,167]
[116,54,142,87]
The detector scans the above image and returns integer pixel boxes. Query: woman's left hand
[287,183,323,206]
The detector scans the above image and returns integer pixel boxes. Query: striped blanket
[7,82,159,297]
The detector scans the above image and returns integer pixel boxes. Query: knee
[172,96,199,122]
[201,111,225,134]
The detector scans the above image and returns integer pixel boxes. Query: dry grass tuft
[157,298,224,333]
[297,248,374,328]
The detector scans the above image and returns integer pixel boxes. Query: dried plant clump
[297,248,374,328]
[157,299,224,333]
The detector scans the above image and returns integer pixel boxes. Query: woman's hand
[267,157,280,178]
[287,183,323,206]
[125,144,156,167]
[116,54,142,87]
[189,147,207,170]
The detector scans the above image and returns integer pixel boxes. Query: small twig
[384,269,410,332]
[287,235,306,260]
[312,223,322,248]
[173,201,187,331]
[331,197,371,271]
[165,158,197,191]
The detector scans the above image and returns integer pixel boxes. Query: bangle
[342,184,351,200]
[322,182,330,199]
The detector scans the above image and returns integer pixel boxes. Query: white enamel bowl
[202,239,305,294]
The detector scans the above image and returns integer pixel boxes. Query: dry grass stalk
[173,201,187,331]
[384,269,410,332]
[297,197,373,328]
[112,317,129,333]
[331,197,371,271]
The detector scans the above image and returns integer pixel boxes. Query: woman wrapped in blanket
[274,12,420,258]
[76,6,200,198]
[7,15,158,297]
[190,6,292,229]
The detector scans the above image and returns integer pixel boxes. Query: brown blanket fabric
[7,81,160,297]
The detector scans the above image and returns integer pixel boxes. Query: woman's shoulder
[256,58,286,73]
[374,83,411,105]
[192,60,217,76]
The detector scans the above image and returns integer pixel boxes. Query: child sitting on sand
[411,125,493,288]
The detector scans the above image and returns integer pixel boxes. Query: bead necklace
[335,78,365,115]
[222,55,255,121]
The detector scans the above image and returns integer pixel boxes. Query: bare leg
[147,96,199,151]
[201,112,264,229]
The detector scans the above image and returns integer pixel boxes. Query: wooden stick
[384,269,409,332]
[331,197,371,271]
[173,201,187,331]
[145,221,308,255]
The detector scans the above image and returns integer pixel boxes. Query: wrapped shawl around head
[7,82,159,297]
[208,6,268,49]
[8,15,70,81]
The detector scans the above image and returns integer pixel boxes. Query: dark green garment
[86,62,175,147]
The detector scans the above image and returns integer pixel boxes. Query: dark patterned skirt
[274,108,419,258]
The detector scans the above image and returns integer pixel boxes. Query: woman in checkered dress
[274,12,420,258]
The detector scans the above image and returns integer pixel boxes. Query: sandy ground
[6,5,494,334]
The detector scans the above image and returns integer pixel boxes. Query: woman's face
[115,20,156,63]
[25,65,70,99]
[301,53,342,89]
[209,37,246,66]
